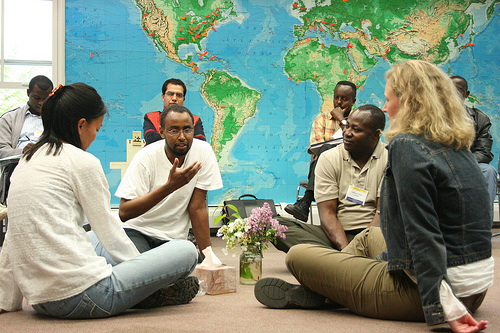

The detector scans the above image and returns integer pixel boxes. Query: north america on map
[65,0,500,205]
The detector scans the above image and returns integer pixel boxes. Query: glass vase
[239,245,262,285]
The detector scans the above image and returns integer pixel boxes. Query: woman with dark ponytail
[0,83,198,319]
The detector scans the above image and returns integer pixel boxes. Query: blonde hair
[384,60,475,149]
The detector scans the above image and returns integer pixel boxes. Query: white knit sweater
[0,143,139,311]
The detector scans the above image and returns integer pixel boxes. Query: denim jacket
[379,133,492,325]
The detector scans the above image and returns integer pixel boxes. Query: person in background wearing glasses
[143,78,206,145]
[106,105,222,307]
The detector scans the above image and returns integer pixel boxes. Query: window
[0,0,64,114]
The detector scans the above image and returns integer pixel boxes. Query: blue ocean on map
[66,0,499,206]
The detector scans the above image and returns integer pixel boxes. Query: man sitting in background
[276,105,387,251]
[0,75,53,206]
[143,78,206,144]
[451,75,497,219]
[285,81,357,222]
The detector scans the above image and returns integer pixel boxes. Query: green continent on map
[285,38,366,98]
[135,0,235,66]
[286,0,499,113]
[301,0,478,63]
[284,38,367,114]
[201,70,262,160]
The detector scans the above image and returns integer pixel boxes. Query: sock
[301,190,314,204]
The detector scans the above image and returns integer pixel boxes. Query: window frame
[0,0,65,90]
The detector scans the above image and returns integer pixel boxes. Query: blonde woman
[255,60,492,333]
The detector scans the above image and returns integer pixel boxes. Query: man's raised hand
[167,158,201,191]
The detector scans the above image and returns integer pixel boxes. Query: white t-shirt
[116,139,223,240]
[0,143,139,311]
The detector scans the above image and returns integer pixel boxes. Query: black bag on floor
[220,194,277,225]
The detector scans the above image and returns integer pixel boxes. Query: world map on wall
[66,0,500,206]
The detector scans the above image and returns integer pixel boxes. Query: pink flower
[218,202,288,253]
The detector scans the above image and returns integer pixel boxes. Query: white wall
[207,201,500,229]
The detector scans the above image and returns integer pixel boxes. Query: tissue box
[194,264,236,295]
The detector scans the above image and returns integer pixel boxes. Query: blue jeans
[479,162,497,220]
[32,233,198,319]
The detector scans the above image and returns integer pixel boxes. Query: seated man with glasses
[115,105,223,291]
[143,78,206,144]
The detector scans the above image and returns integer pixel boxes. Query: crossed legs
[285,227,425,321]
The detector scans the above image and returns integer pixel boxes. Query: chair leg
[495,178,500,237]
[0,218,5,246]
[295,181,313,224]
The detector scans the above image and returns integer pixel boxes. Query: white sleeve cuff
[440,279,468,322]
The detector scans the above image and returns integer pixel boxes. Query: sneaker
[284,198,310,222]
[134,276,200,309]
[254,277,326,309]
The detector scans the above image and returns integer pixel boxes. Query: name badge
[345,185,368,205]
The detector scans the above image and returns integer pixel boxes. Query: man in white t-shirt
[116,105,223,257]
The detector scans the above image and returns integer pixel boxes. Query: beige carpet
[0,232,499,333]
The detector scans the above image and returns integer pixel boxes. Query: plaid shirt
[309,111,341,146]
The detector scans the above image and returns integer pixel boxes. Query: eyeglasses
[165,91,184,98]
[165,128,194,136]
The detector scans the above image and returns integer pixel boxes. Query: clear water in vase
[239,245,262,285]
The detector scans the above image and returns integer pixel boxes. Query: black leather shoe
[254,277,326,309]
[284,199,310,222]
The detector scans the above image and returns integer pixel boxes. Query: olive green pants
[275,216,361,253]
[286,227,424,321]
[286,227,486,321]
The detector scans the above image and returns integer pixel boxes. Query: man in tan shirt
[276,105,387,252]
